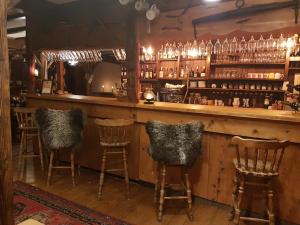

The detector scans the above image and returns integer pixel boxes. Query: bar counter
[27,94,300,224]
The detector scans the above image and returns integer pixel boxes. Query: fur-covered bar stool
[146,120,204,221]
[36,108,85,186]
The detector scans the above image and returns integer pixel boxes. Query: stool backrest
[95,119,134,146]
[232,136,289,175]
[15,107,37,129]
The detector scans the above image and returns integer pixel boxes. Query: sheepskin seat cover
[35,108,85,150]
[146,120,204,166]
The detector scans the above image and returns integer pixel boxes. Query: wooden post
[57,61,65,92]
[126,9,138,103]
[0,0,14,224]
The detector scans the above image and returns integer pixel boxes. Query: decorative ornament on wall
[119,0,160,21]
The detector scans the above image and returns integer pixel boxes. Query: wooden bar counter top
[27,94,300,224]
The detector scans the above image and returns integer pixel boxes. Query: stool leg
[18,131,25,172]
[71,151,75,186]
[185,172,193,221]
[154,163,161,205]
[122,147,130,199]
[267,181,275,225]
[47,150,54,186]
[98,147,107,199]
[234,176,244,225]
[230,171,239,220]
[38,133,44,171]
[158,164,166,222]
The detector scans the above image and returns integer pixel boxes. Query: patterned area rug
[14,181,132,225]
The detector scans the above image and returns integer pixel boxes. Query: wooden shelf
[210,62,285,66]
[289,67,300,70]
[188,77,207,80]
[208,78,285,81]
[180,58,207,61]
[158,78,187,81]
[158,59,178,62]
[188,87,285,93]
[139,61,157,64]
[140,79,158,82]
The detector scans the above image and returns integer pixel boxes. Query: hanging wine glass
[206,40,214,55]
[199,40,206,57]
[230,37,238,54]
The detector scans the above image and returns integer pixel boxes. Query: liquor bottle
[190,66,194,78]
[140,65,144,79]
[168,67,173,78]
[174,67,178,78]
[149,66,153,79]
[264,94,270,109]
[196,66,200,77]
[159,67,164,78]
[145,65,149,79]
[153,66,157,79]
[201,66,206,77]
[180,65,185,78]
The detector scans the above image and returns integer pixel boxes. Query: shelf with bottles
[188,87,284,93]
[210,67,285,80]
[185,91,284,109]
[139,64,157,80]
[210,62,286,66]
[208,77,285,82]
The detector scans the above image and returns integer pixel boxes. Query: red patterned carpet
[14,181,132,225]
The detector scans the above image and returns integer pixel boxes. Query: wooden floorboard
[13,150,244,225]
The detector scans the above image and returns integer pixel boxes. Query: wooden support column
[57,61,65,92]
[126,9,138,103]
[0,0,14,224]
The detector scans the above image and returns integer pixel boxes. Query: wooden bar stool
[231,136,289,225]
[35,108,85,186]
[95,118,134,199]
[15,107,44,173]
[146,120,204,222]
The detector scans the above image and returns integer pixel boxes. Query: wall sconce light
[143,88,155,104]
[34,69,39,77]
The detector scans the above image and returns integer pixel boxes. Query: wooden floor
[13,148,249,225]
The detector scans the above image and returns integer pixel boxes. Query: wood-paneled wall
[139,0,300,46]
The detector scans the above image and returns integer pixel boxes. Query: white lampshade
[119,0,130,5]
